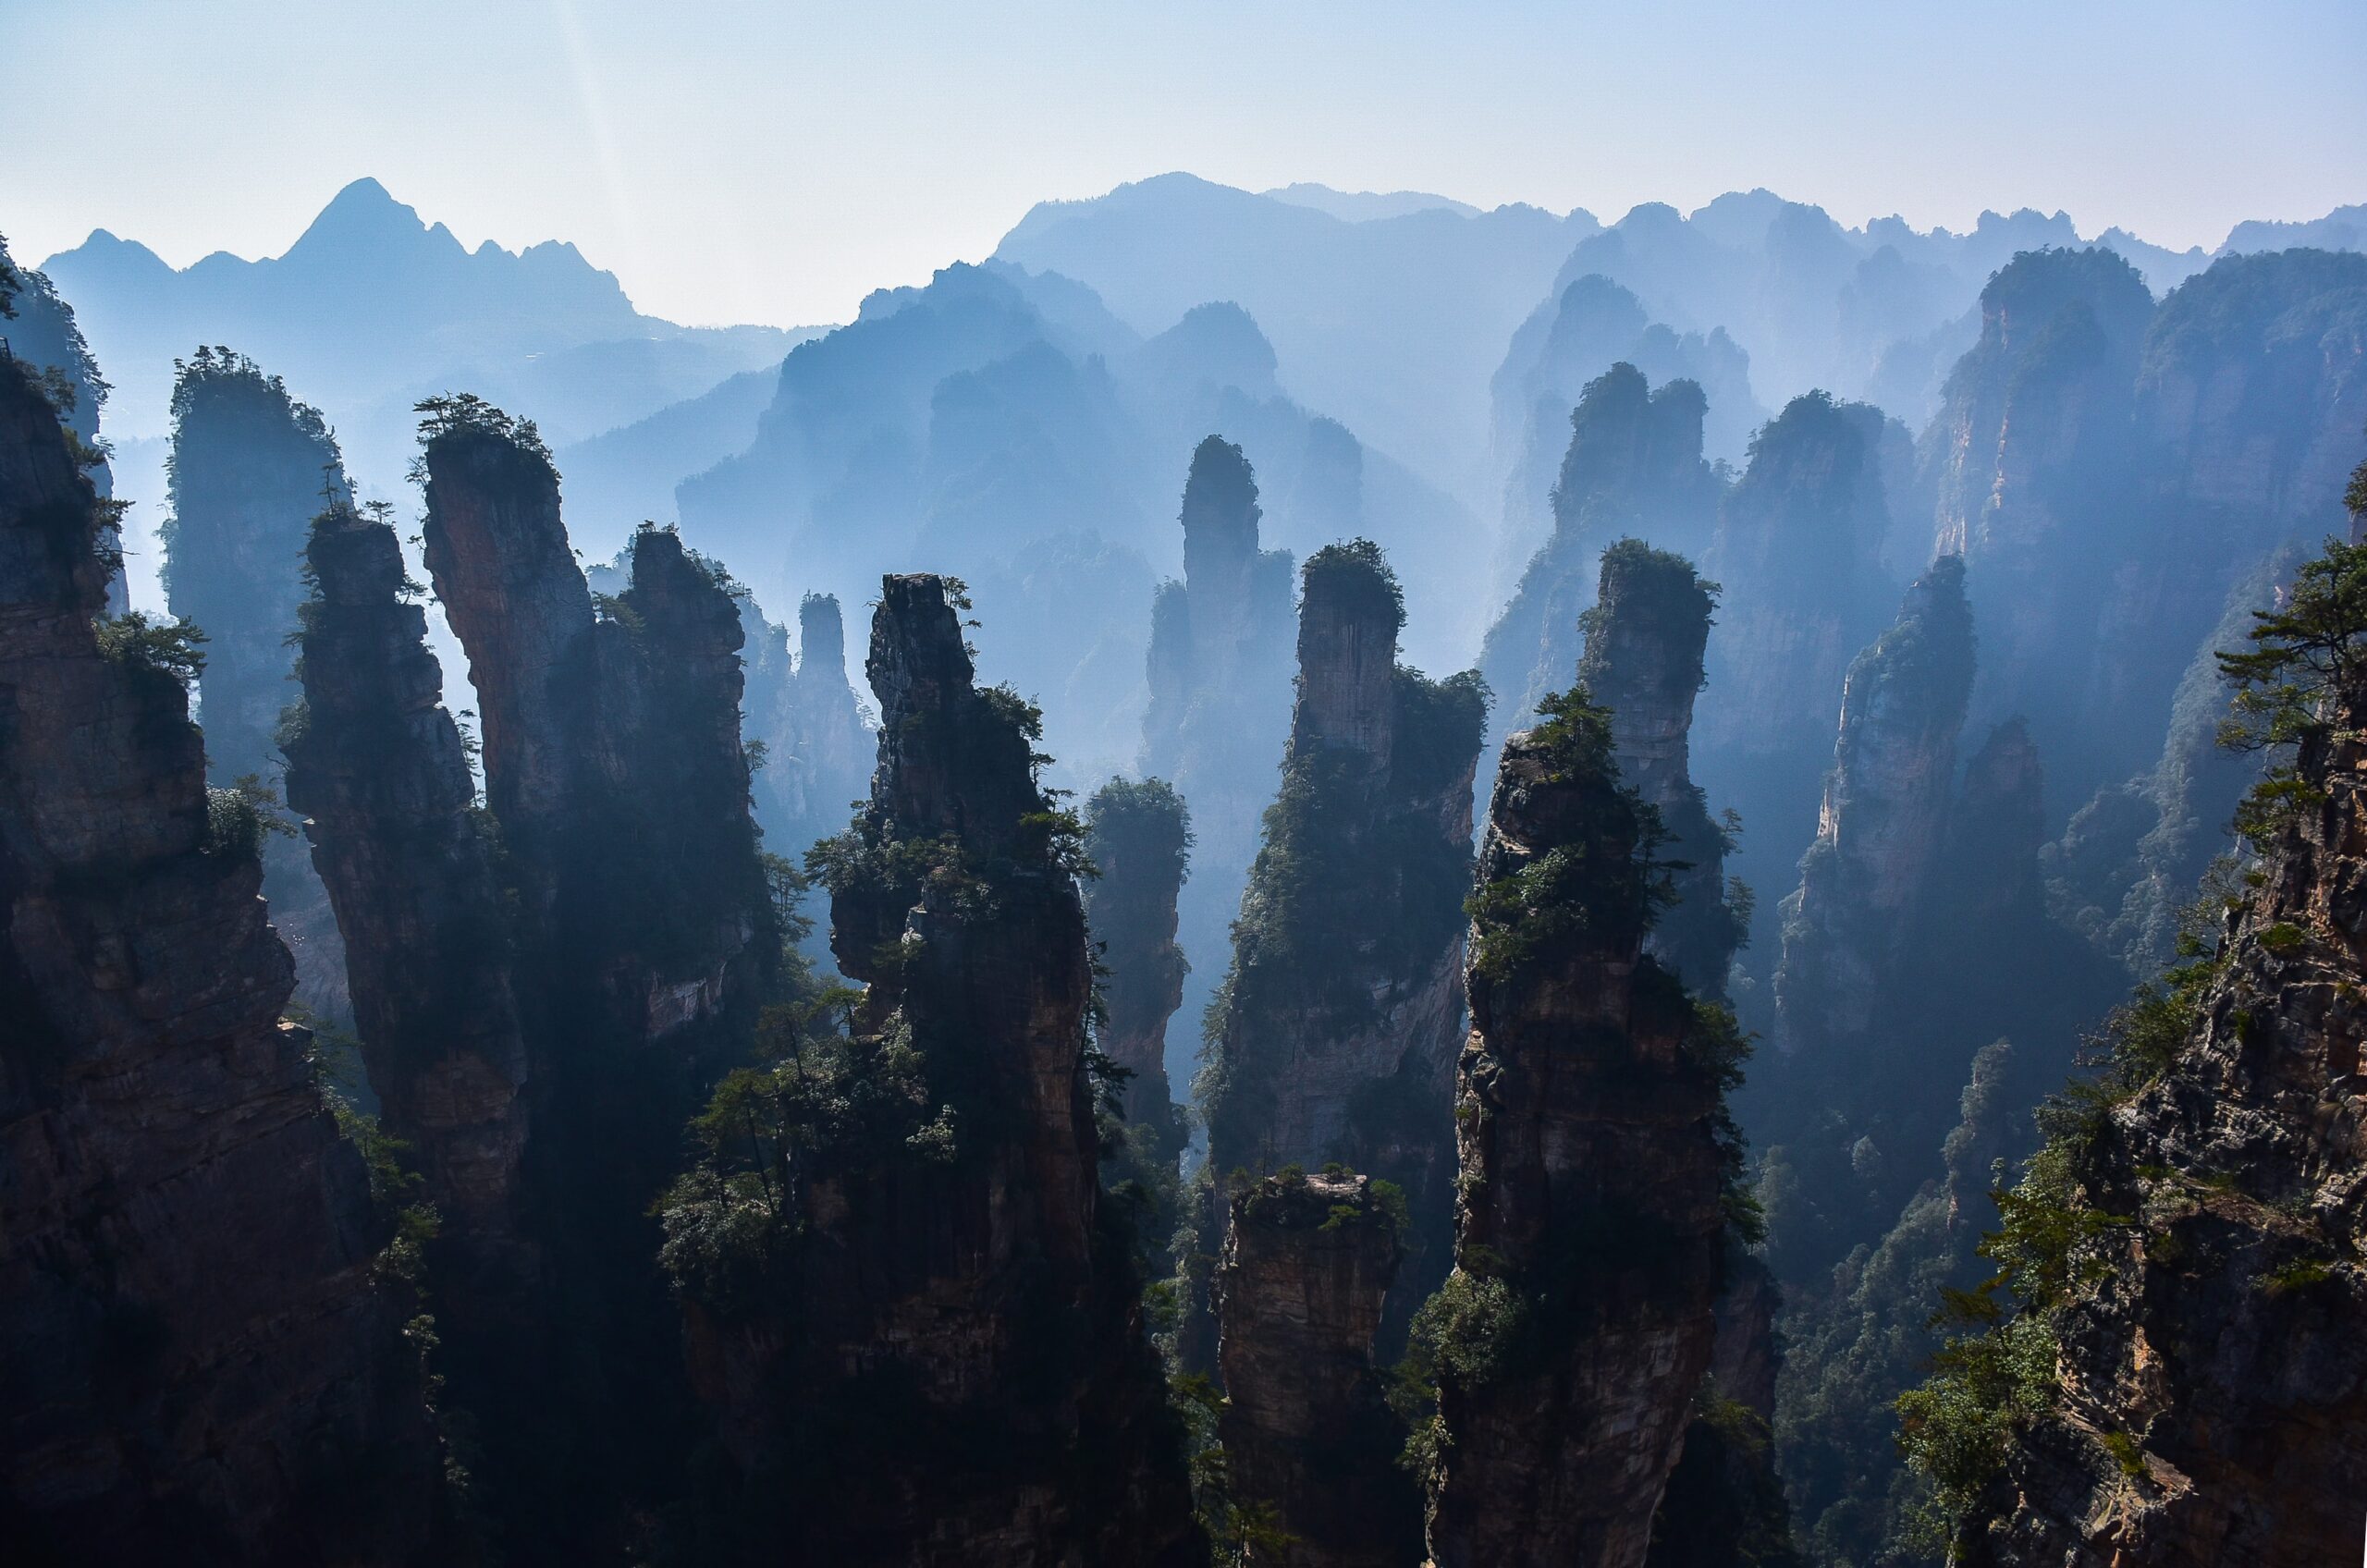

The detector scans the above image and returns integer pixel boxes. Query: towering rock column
[0,351,442,1562]
[680,574,1200,1565]
[418,401,592,909]
[163,347,353,1017]
[1576,538,1747,996]
[282,499,533,1292]
[1774,556,1976,1055]
[1083,775,1193,1153]
[1427,690,1739,1568]
[1142,435,1298,1031]
[1200,540,1485,1344]
[1478,361,1720,766]
[1216,1170,1420,1568]
[419,407,772,1048]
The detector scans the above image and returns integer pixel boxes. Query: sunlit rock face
[1217,1170,1420,1568]
[1427,695,1735,1568]
[1199,540,1483,1350]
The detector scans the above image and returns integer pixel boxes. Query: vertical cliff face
[1200,540,1484,1343]
[282,499,533,1293]
[1083,775,1193,1153]
[418,401,591,887]
[164,347,354,1018]
[415,400,779,1553]
[1923,248,2153,801]
[1143,435,1298,1037]
[1905,532,2367,1566]
[2045,545,2305,978]
[421,405,772,1046]
[672,573,1198,1566]
[0,238,119,610]
[1697,392,1897,926]
[1577,539,1747,997]
[1479,361,1723,769]
[743,590,874,862]
[0,356,442,1563]
[1426,690,1742,1568]
[1774,557,1975,1055]
[1215,1170,1420,1568]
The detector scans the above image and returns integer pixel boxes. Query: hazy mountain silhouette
[41,178,808,486]
[995,171,1595,503]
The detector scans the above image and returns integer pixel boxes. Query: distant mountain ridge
[41,178,815,490]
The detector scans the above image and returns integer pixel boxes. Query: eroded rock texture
[164,347,352,1018]
[1960,583,2367,1565]
[1697,391,1901,923]
[1142,435,1296,1031]
[1774,556,1975,1056]
[680,573,1198,1566]
[1427,692,1738,1568]
[1922,246,2367,805]
[1084,775,1192,1154]
[413,404,778,1554]
[1200,540,1484,1344]
[743,589,873,862]
[0,351,441,1564]
[1479,361,1722,765]
[0,239,119,610]
[1576,538,1745,997]
[282,498,534,1306]
[1216,1170,1420,1568]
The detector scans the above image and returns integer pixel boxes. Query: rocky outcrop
[1696,392,1899,921]
[1083,775,1192,1154]
[1921,246,2366,805]
[282,499,534,1304]
[418,402,591,906]
[743,590,873,862]
[1576,538,1747,997]
[415,400,778,1555]
[1425,690,1743,1568]
[1142,435,1297,1034]
[164,347,352,1019]
[2045,545,2305,977]
[0,352,443,1563]
[1941,546,2367,1565]
[1490,276,1763,595]
[1215,1170,1420,1568]
[1200,540,1484,1345]
[1774,557,1975,1055]
[419,403,773,1047]
[672,574,1199,1565]
[0,238,119,610]
[1479,362,1723,767]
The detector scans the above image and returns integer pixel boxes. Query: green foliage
[411,391,553,479]
[94,609,207,688]
[1168,1371,1297,1565]
[2218,535,2367,846]
[203,773,297,860]
[1466,687,1672,983]
[1301,537,1406,633]
[656,998,950,1314]
[2259,1257,2335,1295]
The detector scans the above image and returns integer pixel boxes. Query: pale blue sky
[3,0,2360,326]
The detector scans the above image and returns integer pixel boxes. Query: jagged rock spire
[1578,538,1745,996]
[1428,690,1739,1568]
[1217,1170,1420,1568]
[284,497,533,1286]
